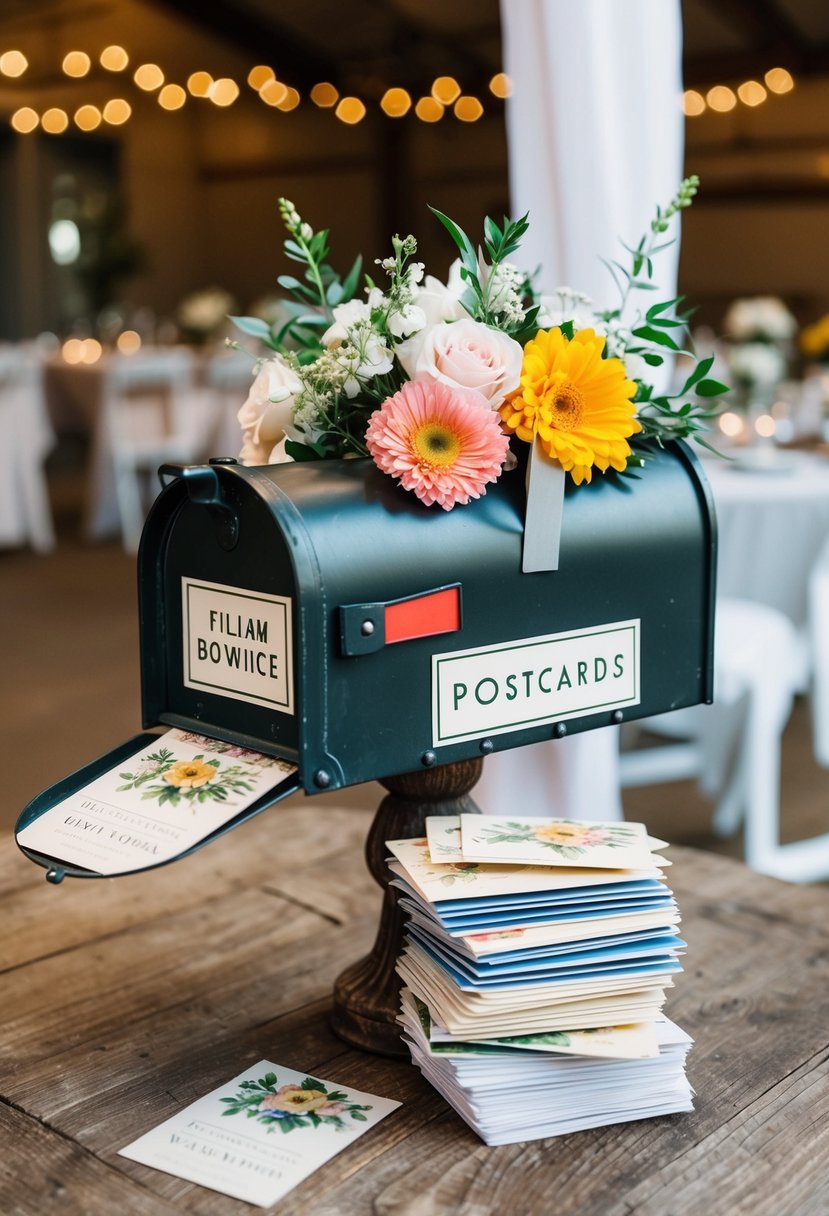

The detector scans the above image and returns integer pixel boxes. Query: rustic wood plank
[1,804,373,972]
[0,1102,182,1216]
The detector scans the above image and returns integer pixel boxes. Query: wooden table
[3,803,829,1215]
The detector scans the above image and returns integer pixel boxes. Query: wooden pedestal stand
[330,758,483,1057]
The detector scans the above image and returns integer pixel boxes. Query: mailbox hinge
[159,462,240,550]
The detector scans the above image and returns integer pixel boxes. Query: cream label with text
[432,620,640,745]
[182,578,294,714]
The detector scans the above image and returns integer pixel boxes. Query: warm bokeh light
[186,71,212,97]
[335,96,366,123]
[11,107,38,134]
[310,82,338,108]
[718,411,745,439]
[80,338,103,365]
[818,153,829,179]
[765,67,794,94]
[100,45,128,71]
[134,63,164,91]
[102,98,131,124]
[431,76,460,104]
[489,72,512,98]
[158,84,186,110]
[247,65,274,90]
[415,96,444,122]
[706,85,737,112]
[737,80,767,106]
[276,86,300,112]
[209,77,240,106]
[116,330,142,355]
[41,108,69,135]
[74,104,102,131]
[380,87,411,117]
[259,79,288,106]
[454,95,483,122]
[62,338,85,364]
[754,414,776,438]
[682,89,706,117]
[0,50,28,77]
[63,51,91,78]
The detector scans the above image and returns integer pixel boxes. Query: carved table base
[330,759,482,1057]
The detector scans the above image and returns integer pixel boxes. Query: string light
[706,85,737,112]
[102,98,131,124]
[489,72,512,98]
[134,63,164,91]
[310,82,338,107]
[116,330,142,355]
[765,67,794,94]
[381,87,411,117]
[41,108,69,134]
[11,107,38,133]
[415,96,444,122]
[247,65,274,90]
[74,104,102,131]
[682,90,706,117]
[209,78,240,106]
[431,76,460,104]
[454,95,483,121]
[259,79,288,107]
[737,80,767,106]
[158,84,186,110]
[276,86,300,112]
[0,50,28,77]
[335,96,366,124]
[100,45,128,71]
[187,71,212,97]
[63,51,91,78]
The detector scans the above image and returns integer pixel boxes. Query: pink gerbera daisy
[365,379,510,510]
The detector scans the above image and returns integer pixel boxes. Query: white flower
[537,286,597,331]
[724,297,796,342]
[398,318,523,408]
[237,356,303,465]
[387,303,426,339]
[411,271,467,327]
[728,341,786,388]
[322,299,372,346]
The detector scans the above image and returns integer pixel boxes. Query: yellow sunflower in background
[500,328,641,485]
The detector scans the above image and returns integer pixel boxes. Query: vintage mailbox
[137,441,715,787]
[16,440,715,1052]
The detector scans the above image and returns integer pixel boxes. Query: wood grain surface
[2,802,829,1215]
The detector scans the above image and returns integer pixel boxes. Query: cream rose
[237,357,303,465]
[398,318,523,408]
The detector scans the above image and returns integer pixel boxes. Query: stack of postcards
[391,814,693,1145]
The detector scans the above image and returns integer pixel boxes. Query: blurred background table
[3,802,828,1215]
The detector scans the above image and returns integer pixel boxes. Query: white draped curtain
[474,0,685,820]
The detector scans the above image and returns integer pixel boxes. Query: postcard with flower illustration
[119,1059,400,1207]
[16,728,297,876]
[459,815,669,870]
[425,815,464,862]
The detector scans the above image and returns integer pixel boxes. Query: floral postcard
[16,728,297,876]
[119,1059,400,1208]
[402,992,660,1060]
[459,815,668,870]
[386,838,661,907]
[425,815,464,862]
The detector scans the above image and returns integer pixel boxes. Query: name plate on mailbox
[432,620,640,746]
[182,577,295,715]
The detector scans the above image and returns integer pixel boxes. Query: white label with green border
[432,619,640,746]
[182,577,294,714]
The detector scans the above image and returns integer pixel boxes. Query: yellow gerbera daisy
[500,328,641,485]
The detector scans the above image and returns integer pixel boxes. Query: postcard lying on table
[16,728,296,875]
[119,1059,400,1208]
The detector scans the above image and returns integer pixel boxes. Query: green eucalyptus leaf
[229,315,271,341]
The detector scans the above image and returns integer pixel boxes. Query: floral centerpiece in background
[722,295,795,407]
[800,314,829,368]
[177,286,237,345]
[232,176,725,512]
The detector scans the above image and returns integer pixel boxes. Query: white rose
[387,303,426,339]
[322,299,372,347]
[413,271,467,327]
[398,318,523,408]
[237,357,303,465]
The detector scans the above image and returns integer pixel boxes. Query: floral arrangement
[723,296,797,344]
[800,314,829,365]
[233,176,726,511]
[177,286,237,342]
[220,1070,372,1134]
[116,745,256,807]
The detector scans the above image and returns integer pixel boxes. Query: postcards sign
[432,619,640,746]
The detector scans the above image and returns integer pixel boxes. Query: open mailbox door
[15,729,301,882]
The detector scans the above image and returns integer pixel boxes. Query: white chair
[620,598,815,881]
[204,349,255,460]
[0,346,55,553]
[809,538,829,768]
[91,349,214,553]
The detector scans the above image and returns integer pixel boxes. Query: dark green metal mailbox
[141,441,715,787]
